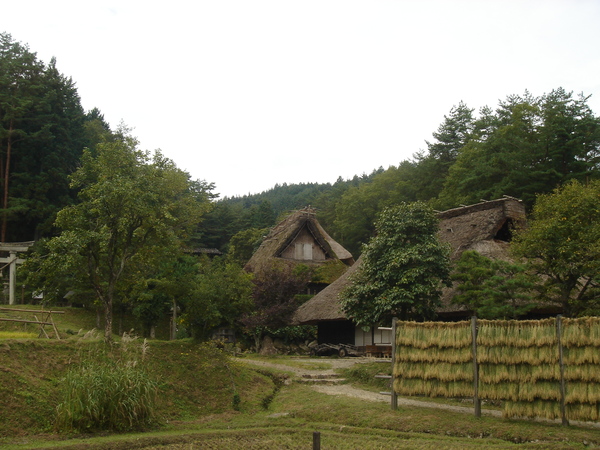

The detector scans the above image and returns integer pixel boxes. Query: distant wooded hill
[207,89,600,257]
[2,33,599,258]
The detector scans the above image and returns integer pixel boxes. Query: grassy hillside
[0,339,273,439]
[0,305,274,441]
[1,306,600,449]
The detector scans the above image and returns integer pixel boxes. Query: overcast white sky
[2,1,599,198]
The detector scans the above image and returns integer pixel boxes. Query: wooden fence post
[313,431,321,450]
[391,317,398,410]
[556,315,569,426]
[471,316,481,418]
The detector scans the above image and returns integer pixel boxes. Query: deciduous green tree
[331,162,420,256]
[341,202,451,325]
[181,257,253,340]
[227,227,267,265]
[26,133,213,342]
[511,180,600,316]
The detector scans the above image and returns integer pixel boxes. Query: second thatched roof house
[245,206,355,294]
[292,197,530,347]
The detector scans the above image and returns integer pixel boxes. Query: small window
[295,243,313,260]
[303,243,313,260]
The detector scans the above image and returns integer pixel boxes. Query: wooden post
[556,315,569,426]
[471,316,481,418]
[171,298,177,340]
[391,317,398,410]
[9,252,16,305]
[313,431,321,450]
[0,242,33,305]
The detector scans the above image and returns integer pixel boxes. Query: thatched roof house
[245,206,354,289]
[292,197,529,343]
[438,196,526,262]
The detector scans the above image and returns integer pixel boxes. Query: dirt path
[238,357,600,428]
[235,357,502,418]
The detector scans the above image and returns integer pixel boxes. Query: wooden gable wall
[278,225,328,261]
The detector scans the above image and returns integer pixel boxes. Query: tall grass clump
[55,332,158,432]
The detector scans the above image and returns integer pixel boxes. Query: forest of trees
[3,32,600,343]
[206,89,600,258]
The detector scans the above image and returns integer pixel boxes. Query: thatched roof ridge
[436,197,523,220]
[438,197,526,260]
[245,206,353,273]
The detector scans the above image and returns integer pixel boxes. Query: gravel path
[235,357,502,417]
[238,357,600,428]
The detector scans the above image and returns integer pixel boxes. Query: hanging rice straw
[396,320,471,348]
[395,345,473,364]
[477,345,558,365]
[477,319,556,347]
[566,403,600,422]
[503,400,561,420]
[479,363,560,384]
[394,361,473,382]
[562,317,600,347]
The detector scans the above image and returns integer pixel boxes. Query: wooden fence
[392,316,600,424]
[0,307,64,339]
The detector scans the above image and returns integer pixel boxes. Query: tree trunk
[118,307,123,336]
[104,297,113,343]
[2,119,13,242]
[254,331,262,353]
[171,298,177,340]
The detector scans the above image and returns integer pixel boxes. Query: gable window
[295,243,313,260]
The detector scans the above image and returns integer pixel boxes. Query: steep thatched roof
[438,197,526,261]
[292,197,527,324]
[245,206,354,277]
[292,255,364,324]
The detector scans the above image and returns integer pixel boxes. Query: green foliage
[341,202,451,325]
[56,361,158,432]
[25,133,214,342]
[451,251,536,319]
[131,281,171,337]
[415,101,475,201]
[241,261,313,349]
[330,163,421,256]
[511,180,600,316]
[181,257,254,340]
[55,334,158,432]
[265,324,317,343]
[227,227,268,265]
[128,254,199,338]
[0,33,90,241]
[437,89,600,209]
